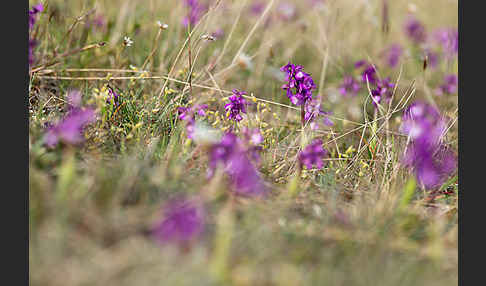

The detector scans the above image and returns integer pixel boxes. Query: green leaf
[399,177,417,211]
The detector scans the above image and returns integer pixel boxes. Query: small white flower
[201,34,215,41]
[157,21,168,30]
[123,36,133,47]
[192,121,220,145]
[237,53,253,71]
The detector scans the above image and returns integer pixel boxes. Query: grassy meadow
[29,0,458,285]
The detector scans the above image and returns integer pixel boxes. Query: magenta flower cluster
[182,0,207,28]
[281,62,316,106]
[370,77,395,107]
[225,89,247,122]
[29,3,43,67]
[208,132,265,197]
[178,104,208,139]
[404,15,427,44]
[304,96,334,130]
[384,44,403,68]
[298,139,328,170]
[29,3,43,29]
[340,61,395,108]
[45,90,96,147]
[106,87,121,110]
[400,101,457,189]
[436,74,458,96]
[434,28,458,58]
[152,197,205,244]
[339,75,361,97]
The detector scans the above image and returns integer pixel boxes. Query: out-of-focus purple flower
[152,198,205,244]
[249,1,265,15]
[371,77,395,104]
[384,44,403,68]
[404,15,427,44]
[227,152,266,196]
[298,139,328,170]
[45,107,96,147]
[361,64,378,85]
[241,127,263,164]
[308,0,325,7]
[370,90,382,108]
[400,101,456,189]
[304,97,334,129]
[403,142,457,189]
[29,39,37,67]
[225,89,247,122]
[436,74,458,96]
[281,62,316,106]
[67,90,82,109]
[178,104,208,138]
[339,75,361,97]
[242,127,263,146]
[178,106,193,121]
[277,2,297,21]
[208,132,265,196]
[354,60,367,69]
[182,0,207,28]
[424,49,440,69]
[400,101,445,145]
[86,14,107,32]
[196,104,208,117]
[211,28,224,39]
[179,104,208,120]
[434,28,458,58]
[29,3,43,30]
[29,3,43,68]
[208,132,240,175]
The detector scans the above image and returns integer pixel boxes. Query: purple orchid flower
[29,3,43,30]
[152,198,205,244]
[225,89,247,122]
[298,139,328,170]
[281,62,316,106]
[249,1,265,15]
[304,97,334,130]
[384,44,403,68]
[400,101,456,189]
[361,64,378,85]
[208,132,265,196]
[434,28,458,58]
[404,15,427,44]
[436,74,458,96]
[339,75,361,97]
[29,3,43,67]
[178,104,208,139]
[182,0,207,28]
[371,77,395,105]
[45,108,96,147]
